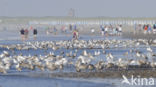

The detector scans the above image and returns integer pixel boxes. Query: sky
[0,0,156,17]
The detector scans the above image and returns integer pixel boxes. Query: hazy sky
[0,0,156,17]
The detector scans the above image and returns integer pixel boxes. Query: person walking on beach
[73,29,79,40]
[100,25,105,36]
[20,28,25,41]
[143,25,148,34]
[74,24,77,30]
[153,24,156,34]
[33,29,38,40]
[118,25,122,36]
[148,25,152,34]
[73,30,77,40]
[53,26,57,35]
[115,26,118,36]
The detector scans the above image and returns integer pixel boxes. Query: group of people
[100,25,122,36]
[46,24,77,35]
[22,24,124,41]
[45,24,123,40]
[20,28,37,41]
[46,24,79,40]
[134,24,156,34]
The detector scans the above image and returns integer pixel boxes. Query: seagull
[94,50,100,56]
[106,53,114,63]
[147,47,153,52]
[136,51,141,58]
[82,50,88,56]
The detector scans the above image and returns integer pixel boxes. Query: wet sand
[2,69,156,79]
[45,69,156,78]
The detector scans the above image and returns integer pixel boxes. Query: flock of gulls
[0,39,156,74]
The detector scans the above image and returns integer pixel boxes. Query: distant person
[143,25,148,34]
[74,24,77,30]
[153,24,156,34]
[100,25,105,36]
[118,25,122,36]
[73,30,77,39]
[53,26,57,35]
[73,30,79,40]
[33,29,38,40]
[20,28,25,41]
[116,27,119,35]
[148,25,152,34]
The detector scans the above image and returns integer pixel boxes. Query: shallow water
[0,75,156,87]
[0,75,113,87]
[0,35,156,87]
